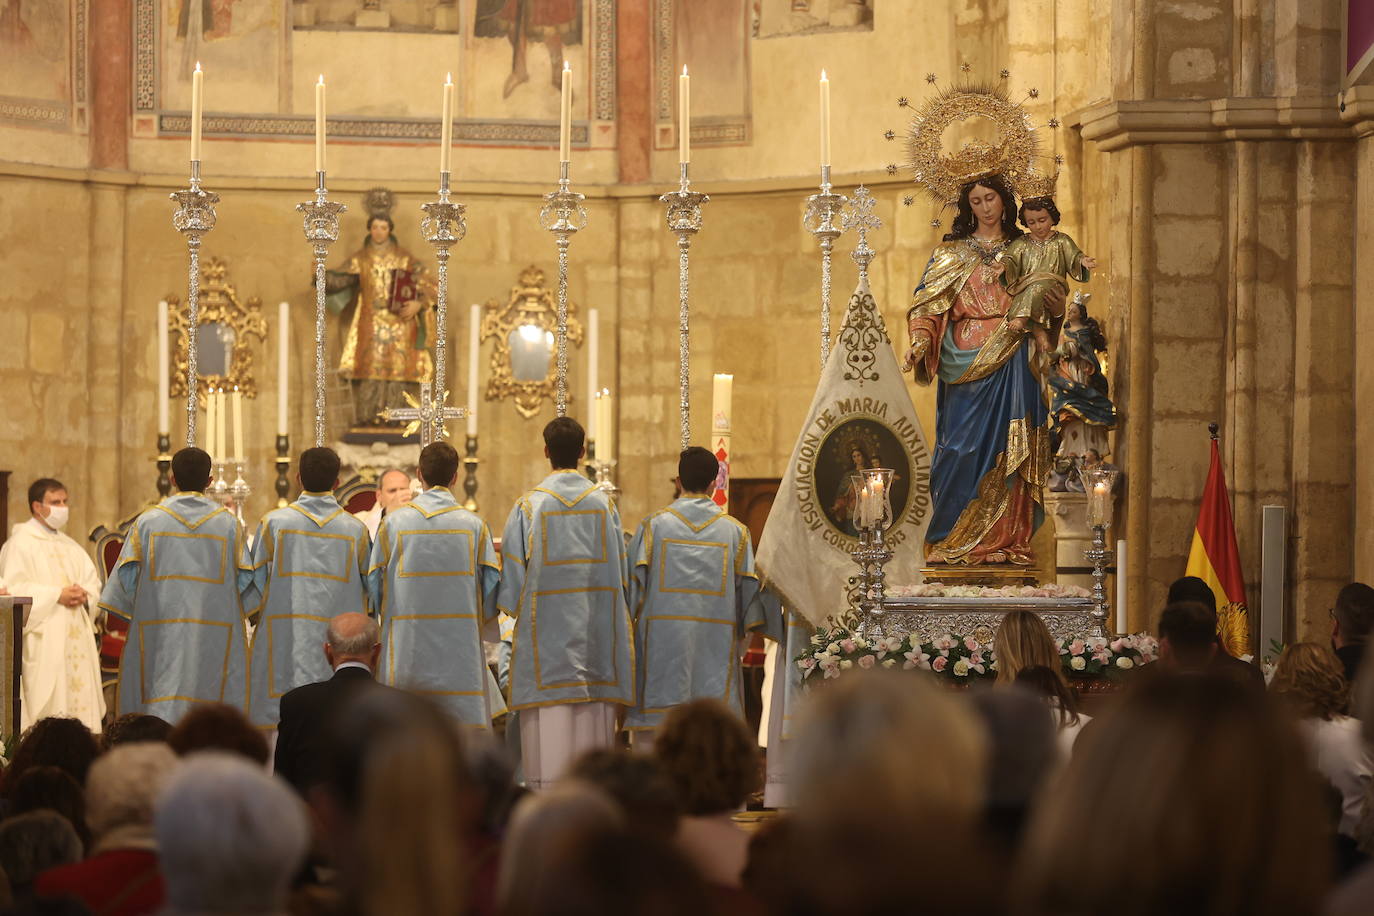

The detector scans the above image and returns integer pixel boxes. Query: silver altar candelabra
[850,468,896,640]
[297,171,346,447]
[539,161,588,417]
[209,460,251,526]
[660,163,709,450]
[803,165,847,370]
[170,159,219,447]
[1082,465,1121,636]
[462,434,479,511]
[420,170,468,442]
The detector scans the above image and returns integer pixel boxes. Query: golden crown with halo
[885,67,1063,225]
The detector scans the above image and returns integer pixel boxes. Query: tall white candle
[1116,538,1128,634]
[819,69,831,168]
[440,73,454,174]
[679,66,690,164]
[559,61,572,162]
[711,373,733,435]
[205,387,217,460]
[191,62,204,161]
[231,387,244,464]
[586,309,599,441]
[467,304,480,437]
[315,75,326,173]
[157,300,170,435]
[216,388,228,465]
[277,302,289,436]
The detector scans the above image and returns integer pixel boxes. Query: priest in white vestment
[0,478,105,731]
[352,468,413,540]
[497,417,634,789]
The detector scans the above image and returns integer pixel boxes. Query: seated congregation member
[0,477,105,731]
[366,441,501,728]
[35,743,181,916]
[154,754,308,916]
[626,447,765,741]
[1015,665,1091,760]
[353,467,413,540]
[566,749,681,841]
[7,767,90,852]
[971,687,1057,866]
[245,446,371,729]
[166,703,269,765]
[782,670,990,914]
[98,448,252,721]
[1330,582,1374,686]
[5,717,101,802]
[1156,599,1264,696]
[0,812,83,903]
[1168,575,1265,689]
[313,689,478,916]
[653,699,760,891]
[274,612,388,797]
[101,713,171,750]
[1013,675,1329,916]
[1270,643,1373,870]
[497,782,624,915]
[497,418,633,789]
[994,609,1065,684]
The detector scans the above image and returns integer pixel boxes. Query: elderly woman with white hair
[153,753,310,916]
[34,741,181,914]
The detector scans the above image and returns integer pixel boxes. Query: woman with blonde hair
[1270,643,1373,854]
[995,610,1063,684]
[1013,673,1330,916]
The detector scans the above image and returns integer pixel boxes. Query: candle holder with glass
[850,467,895,639]
[1082,464,1120,636]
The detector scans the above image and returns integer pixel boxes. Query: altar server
[0,478,105,731]
[498,417,634,789]
[246,447,371,728]
[366,441,501,728]
[625,447,765,737]
[98,448,252,722]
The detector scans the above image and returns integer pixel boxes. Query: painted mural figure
[475,0,583,99]
[904,175,1062,566]
[324,192,436,432]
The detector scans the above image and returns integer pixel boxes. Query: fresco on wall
[159,0,281,114]
[467,0,587,124]
[655,0,752,149]
[1,0,69,103]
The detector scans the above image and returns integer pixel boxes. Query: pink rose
[964,636,980,652]
[932,656,949,672]
[858,655,876,669]
[840,639,857,654]
[1110,638,1125,653]
[1068,639,1086,656]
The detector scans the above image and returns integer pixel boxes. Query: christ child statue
[1002,197,1097,353]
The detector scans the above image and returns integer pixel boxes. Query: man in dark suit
[1166,576,1265,692]
[274,612,384,797]
[1155,599,1265,697]
[1331,582,1374,684]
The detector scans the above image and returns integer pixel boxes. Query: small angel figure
[1001,197,1097,353]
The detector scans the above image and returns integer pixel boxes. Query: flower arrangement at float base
[796,628,1160,683]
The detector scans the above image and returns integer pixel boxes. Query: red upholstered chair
[335,476,378,516]
[90,512,143,685]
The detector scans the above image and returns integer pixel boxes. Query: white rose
[840,660,853,670]
[881,658,896,668]
[1070,656,1086,671]
[1116,657,1134,669]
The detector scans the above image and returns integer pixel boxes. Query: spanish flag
[1184,429,1251,656]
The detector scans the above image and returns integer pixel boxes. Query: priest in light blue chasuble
[245,447,371,728]
[497,417,634,789]
[625,446,764,735]
[366,441,501,729]
[97,448,252,722]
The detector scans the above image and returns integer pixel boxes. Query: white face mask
[43,505,69,530]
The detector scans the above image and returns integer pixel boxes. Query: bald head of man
[323,613,382,672]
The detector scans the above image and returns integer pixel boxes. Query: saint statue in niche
[322,188,437,437]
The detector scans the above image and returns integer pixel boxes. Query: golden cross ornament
[382,383,466,445]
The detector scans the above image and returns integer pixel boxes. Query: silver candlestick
[420,170,468,442]
[660,162,709,450]
[590,458,619,500]
[297,171,346,447]
[803,165,847,370]
[849,468,895,641]
[1084,525,1114,637]
[170,159,219,447]
[539,161,588,417]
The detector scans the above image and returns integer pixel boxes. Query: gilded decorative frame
[167,256,267,404]
[480,266,584,419]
